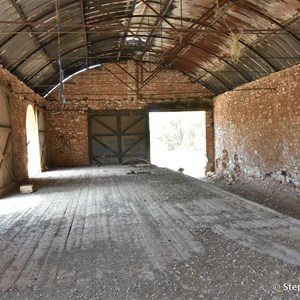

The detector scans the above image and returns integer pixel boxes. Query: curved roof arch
[0,0,299,96]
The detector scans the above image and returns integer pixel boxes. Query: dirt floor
[202,173,300,220]
[0,166,300,299]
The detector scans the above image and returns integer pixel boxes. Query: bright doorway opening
[26,105,41,177]
[149,111,207,178]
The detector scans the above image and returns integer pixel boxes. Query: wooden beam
[0,127,12,132]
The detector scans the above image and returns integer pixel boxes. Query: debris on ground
[202,172,300,220]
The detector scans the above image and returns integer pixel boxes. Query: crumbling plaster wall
[46,61,214,169]
[214,64,300,186]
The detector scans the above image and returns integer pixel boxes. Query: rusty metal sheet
[0,0,298,96]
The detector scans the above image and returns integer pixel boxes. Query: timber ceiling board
[0,0,299,96]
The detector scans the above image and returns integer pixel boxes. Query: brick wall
[0,65,46,183]
[46,111,88,166]
[2,61,299,187]
[214,64,300,186]
[46,61,214,168]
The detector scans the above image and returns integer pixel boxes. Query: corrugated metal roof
[0,0,299,96]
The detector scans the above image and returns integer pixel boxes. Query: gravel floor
[0,166,300,299]
[202,173,300,220]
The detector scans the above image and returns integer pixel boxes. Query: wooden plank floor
[0,166,300,299]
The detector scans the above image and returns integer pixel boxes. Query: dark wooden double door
[89,111,149,165]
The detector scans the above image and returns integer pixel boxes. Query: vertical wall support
[205,109,215,173]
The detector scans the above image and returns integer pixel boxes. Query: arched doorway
[26,105,41,177]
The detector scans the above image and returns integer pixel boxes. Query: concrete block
[20,185,35,194]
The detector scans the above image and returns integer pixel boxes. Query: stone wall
[214,64,300,186]
[2,60,299,190]
[0,65,47,183]
[46,111,88,167]
[46,61,214,169]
